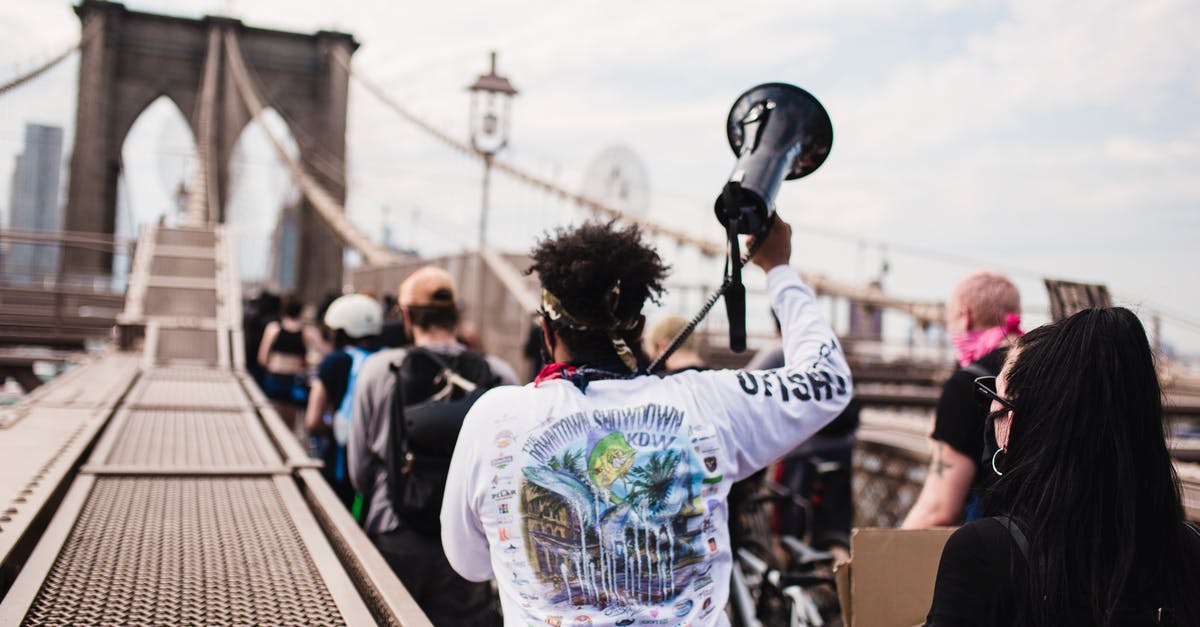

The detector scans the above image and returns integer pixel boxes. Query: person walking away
[306,293,382,512]
[258,295,310,437]
[350,267,518,625]
[441,218,852,625]
[245,291,281,386]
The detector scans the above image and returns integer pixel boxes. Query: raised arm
[690,218,854,479]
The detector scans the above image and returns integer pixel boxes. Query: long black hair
[985,307,1197,626]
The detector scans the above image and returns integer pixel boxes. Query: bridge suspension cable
[0,20,99,98]
[223,30,401,266]
[332,48,726,259]
[183,26,222,227]
[233,56,353,191]
[334,50,946,325]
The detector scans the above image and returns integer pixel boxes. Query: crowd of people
[245,216,1199,627]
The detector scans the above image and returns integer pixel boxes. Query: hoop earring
[991,447,1007,477]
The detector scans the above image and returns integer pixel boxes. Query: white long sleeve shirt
[441,265,853,626]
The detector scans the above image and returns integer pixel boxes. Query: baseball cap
[399,266,457,307]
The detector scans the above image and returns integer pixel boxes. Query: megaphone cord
[647,232,765,373]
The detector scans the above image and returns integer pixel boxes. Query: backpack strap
[991,515,1030,562]
[408,346,480,399]
[386,354,411,480]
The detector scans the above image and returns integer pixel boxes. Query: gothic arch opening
[114,94,197,285]
[224,108,301,290]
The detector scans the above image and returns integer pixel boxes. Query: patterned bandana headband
[541,281,639,371]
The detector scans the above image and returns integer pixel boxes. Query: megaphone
[647,83,835,369]
[714,83,833,237]
[714,83,832,354]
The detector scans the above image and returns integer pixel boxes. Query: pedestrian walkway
[0,225,429,626]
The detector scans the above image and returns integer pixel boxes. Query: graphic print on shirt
[518,402,710,610]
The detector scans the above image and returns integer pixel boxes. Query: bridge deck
[0,354,428,625]
[0,224,429,625]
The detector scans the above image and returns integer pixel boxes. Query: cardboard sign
[835,527,955,627]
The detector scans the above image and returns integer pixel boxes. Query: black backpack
[386,347,499,536]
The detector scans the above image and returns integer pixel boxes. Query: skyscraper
[6,123,64,283]
[269,202,300,292]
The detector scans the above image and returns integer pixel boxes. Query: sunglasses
[974,376,1015,412]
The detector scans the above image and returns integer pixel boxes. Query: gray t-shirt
[348,342,519,538]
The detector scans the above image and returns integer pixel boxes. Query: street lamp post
[466,51,517,349]
[467,51,518,251]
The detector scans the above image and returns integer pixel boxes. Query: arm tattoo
[934,443,953,478]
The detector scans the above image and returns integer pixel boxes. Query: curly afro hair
[529,221,670,364]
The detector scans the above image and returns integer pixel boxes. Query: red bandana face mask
[952,313,1023,367]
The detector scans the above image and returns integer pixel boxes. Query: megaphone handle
[726,281,747,353]
[726,213,748,353]
[646,200,767,372]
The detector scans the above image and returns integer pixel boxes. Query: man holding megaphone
[440,213,853,625]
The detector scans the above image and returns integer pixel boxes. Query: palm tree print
[628,450,683,515]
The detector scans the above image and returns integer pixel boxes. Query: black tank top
[270,327,306,358]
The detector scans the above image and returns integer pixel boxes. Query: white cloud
[842,0,1200,154]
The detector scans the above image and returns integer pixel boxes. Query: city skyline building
[5,123,64,284]
[269,202,299,292]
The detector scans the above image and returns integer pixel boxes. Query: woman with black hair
[925,307,1200,626]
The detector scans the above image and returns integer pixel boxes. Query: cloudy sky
[1,0,1198,356]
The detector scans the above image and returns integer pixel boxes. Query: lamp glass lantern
[467,51,518,156]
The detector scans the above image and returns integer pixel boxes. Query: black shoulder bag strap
[417,348,483,397]
[991,515,1030,562]
[385,351,412,511]
[1186,520,1200,542]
